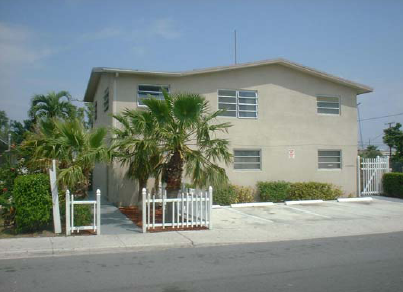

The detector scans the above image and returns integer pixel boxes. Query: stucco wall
[97,64,359,205]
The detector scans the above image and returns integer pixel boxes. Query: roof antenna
[234,30,237,64]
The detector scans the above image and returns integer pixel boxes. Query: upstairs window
[138,85,169,106]
[234,150,261,170]
[318,150,341,169]
[218,89,258,118]
[317,96,340,115]
[103,87,109,112]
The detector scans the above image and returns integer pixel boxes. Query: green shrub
[213,184,237,205]
[383,173,403,198]
[13,174,52,232]
[289,182,342,200]
[58,193,93,227]
[233,185,255,203]
[257,181,291,202]
[73,204,93,226]
[213,185,255,205]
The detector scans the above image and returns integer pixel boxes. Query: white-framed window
[318,150,342,169]
[234,149,261,170]
[137,84,169,106]
[317,95,340,115]
[218,89,258,118]
[103,87,109,112]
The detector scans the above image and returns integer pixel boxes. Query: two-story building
[83,58,372,206]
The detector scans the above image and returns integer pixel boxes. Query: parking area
[210,196,403,238]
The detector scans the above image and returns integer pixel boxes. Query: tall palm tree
[29,91,76,121]
[112,109,163,200]
[23,118,109,194]
[113,91,233,198]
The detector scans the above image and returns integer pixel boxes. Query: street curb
[230,202,274,208]
[0,242,194,260]
[285,200,324,205]
[337,197,373,203]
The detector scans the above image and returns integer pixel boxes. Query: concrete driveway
[183,196,403,245]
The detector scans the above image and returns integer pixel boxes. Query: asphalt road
[1,232,403,292]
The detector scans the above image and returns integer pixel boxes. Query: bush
[289,182,342,200]
[383,173,403,198]
[233,185,255,203]
[213,184,255,205]
[58,192,93,227]
[257,181,291,202]
[13,174,52,232]
[73,204,93,226]
[213,184,237,205]
[257,181,342,202]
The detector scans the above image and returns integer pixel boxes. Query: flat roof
[84,58,373,102]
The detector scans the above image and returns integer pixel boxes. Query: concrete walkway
[1,196,403,260]
[90,191,141,235]
[100,203,141,235]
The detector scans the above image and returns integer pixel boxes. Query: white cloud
[79,27,123,42]
[149,18,181,39]
[0,22,53,66]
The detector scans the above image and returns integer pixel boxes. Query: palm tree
[23,118,109,195]
[112,109,163,200]
[113,91,233,198]
[29,91,76,121]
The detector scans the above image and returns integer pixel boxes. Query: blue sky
[0,0,402,149]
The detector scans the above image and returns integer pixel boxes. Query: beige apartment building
[84,58,372,206]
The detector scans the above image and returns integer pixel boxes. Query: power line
[359,112,403,122]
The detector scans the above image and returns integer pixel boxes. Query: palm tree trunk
[162,149,183,222]
[163,149,183,198]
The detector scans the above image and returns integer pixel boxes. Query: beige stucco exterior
[89,61,370,206]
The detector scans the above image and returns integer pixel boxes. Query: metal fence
[358,156,390,196]
[65,189,101,235]
[142,187,213,233]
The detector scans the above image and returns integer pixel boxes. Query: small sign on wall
[288,149,295,159]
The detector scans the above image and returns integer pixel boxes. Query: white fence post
[65,190,71,236]
[142,188,147,233]
[96,189,101,235]
[208,186,213,229]
[49,160,61,234]
[357,156,361,197]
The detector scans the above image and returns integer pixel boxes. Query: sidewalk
[1,197,403,260]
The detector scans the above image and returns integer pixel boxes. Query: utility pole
[385,122,395,157]
[234,30,237,64]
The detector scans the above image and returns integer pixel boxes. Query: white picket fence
[358,156,390,196]
[65,189,101,235]
[142,187,213,233]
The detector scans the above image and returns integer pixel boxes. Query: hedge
[382,173,403,198]
[213,184,254,205]
[289,182,342,201]
[257,181,291,202]
[13,174,53,232]
[258,181,342,202]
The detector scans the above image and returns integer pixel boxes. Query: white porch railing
[142,187,213,233]
[65,189,101,235]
